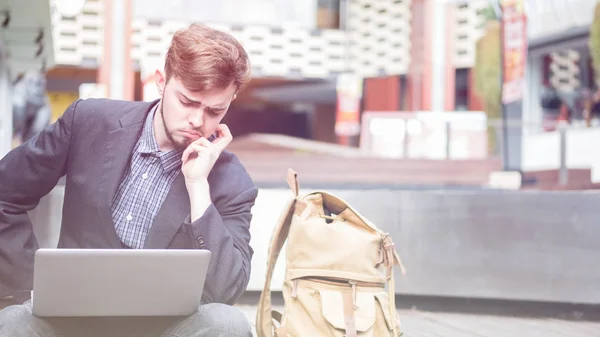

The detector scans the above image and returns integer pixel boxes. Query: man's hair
[164,23,251,92]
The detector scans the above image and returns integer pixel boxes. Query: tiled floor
[235,304,600,337]
[3,298,599,336]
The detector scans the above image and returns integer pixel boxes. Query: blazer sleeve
[0,99,80,299]
[183,182,258,305]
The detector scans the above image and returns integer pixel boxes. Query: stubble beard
[159,101,190,152]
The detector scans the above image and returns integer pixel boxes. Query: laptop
[31,248,211,317]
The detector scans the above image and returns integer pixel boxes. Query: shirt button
[142,173,148,180]
[126,214,133,221]
[197,237,205,245]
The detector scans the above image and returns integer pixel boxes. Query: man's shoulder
[73,98,153,119]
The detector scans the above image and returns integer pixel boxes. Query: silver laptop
[31,248,211,317]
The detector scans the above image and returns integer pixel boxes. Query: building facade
[33,0,600,180]
[47,0,492,142]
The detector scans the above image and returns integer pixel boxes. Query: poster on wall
[500,0,527,104]
[335,73,362,137]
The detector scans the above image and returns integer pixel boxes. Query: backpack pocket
[276,277,397,337]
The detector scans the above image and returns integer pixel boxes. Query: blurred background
[1,0,600,335]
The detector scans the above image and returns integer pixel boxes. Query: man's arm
[0,99,79,299]
[184,183,258,305]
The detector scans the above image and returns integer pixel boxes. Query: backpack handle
[256,168,300,337]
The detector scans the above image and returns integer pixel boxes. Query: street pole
[496,1,509,171]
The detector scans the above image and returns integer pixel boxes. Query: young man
[0,23,257,336]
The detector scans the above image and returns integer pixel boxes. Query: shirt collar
[136,104,182,172]
[137,105,161,155]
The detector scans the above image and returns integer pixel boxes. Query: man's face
[155,70,237,151]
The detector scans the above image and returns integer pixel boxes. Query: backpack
[256,169,406,337]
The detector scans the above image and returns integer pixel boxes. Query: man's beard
[159,101,190,151]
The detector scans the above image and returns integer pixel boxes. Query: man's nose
[189,109,204,128]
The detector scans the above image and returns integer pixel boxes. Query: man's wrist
[186,178,209,194]
[186,178,211,222]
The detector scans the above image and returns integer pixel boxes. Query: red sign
[501,0,527,104]
[335,74,362,136]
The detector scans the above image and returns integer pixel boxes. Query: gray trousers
[0,300,252,337]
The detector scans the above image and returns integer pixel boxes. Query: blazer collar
[118,98,159,128]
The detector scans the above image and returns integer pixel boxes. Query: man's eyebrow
[179,93,227,110]
[208,105,228,110]
[179,93,202,105]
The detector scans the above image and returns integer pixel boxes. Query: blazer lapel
[97,100,158,247]
[144,172,190,249]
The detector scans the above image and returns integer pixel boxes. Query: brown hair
[164,23,251,92]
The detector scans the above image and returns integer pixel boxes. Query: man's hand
[181,124,233,183]
[182,124,233,221]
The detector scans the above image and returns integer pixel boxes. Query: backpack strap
[256,168,301,337]
[381,234,405,336]
[287,168,299,197]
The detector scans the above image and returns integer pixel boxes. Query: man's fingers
[197,137,215,148]
[181,144,204,162]
[217,124,232,139]
[213,124,233,150]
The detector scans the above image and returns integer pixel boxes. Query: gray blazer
[0,98,258,305]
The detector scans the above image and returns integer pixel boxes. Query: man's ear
[155,70,166,95]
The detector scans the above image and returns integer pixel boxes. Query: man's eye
[181,101,194,107]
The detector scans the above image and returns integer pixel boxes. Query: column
[430,0,446,112]
[98,0,134,100]
[408,0,433,111]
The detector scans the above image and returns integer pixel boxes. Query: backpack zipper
[302,276,385,288]
[291,276,385,309]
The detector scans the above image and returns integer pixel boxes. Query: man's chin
[175,139,192,151]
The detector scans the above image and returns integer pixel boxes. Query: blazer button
[200,245,207,250]
[197,237,205,245]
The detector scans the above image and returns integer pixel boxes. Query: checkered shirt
[110,106,182,248]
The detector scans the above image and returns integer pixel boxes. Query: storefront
[521,0,600,181]
[0,0,55,157]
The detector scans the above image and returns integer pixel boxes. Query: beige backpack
[256,169,406,337]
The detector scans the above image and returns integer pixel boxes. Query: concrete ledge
[29,186,600,305]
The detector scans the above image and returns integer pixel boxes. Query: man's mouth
[181,130,201,138]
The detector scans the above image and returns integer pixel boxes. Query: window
[316,0,340,30]
[454,68,469,111]
[399,75,408,110]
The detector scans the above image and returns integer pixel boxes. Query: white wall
[521,128,600,182]
[526,0,597,41]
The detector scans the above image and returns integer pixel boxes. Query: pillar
[408,0,433,111]
[98,0,134,100]
[409,0,456,112]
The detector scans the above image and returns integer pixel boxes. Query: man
[0,23,257,336]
